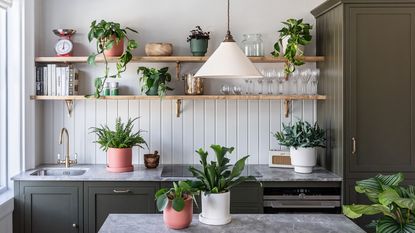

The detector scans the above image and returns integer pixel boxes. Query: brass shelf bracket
[284,99,290,118]
[176,99,182,118]
[65,100,74,118]
[175,62,181,80]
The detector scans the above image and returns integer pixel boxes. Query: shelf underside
[35,56,325,64]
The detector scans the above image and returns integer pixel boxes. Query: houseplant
[155,181,198,229]
[273,120,325,173]
[137,66,173,96]
[272,18,312,76]
[189,145,256,225]
[187,26,210,56]
[87,20,138,97]
[343,173,415,233]
[90,117,147,172]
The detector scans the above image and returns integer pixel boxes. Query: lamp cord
[227,0,230,33]
[224,0,235,42]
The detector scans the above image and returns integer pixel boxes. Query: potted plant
[87,20,138,97]
[155,181,198,229]
[272,18,312,76]
[90,117,147,172]
[189,145,256,225]
[343,173,415,233]
[273,120,325,173]
[187,26,210,56]
[137,67,173,96]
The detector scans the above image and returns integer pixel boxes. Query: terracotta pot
[106,148,133,172]
[104,35,124,57]
[144,151,160,169]
[163,196,193,229]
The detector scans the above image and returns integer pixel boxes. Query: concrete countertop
[98,214,364,233]
[11,164,342,182]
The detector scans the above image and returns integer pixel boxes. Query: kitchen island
[98,214,364,233]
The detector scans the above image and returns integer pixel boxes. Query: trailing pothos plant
[343,173,415,233]
[273,120,325,149]
[189,145,256,194]
[138,67,173,96]
[272,18,312,76]
[90,117,147,151]
[155,181,199,212]
[87,20,138,97]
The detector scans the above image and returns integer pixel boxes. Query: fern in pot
[189,145,256,225]
[273,120,325,173]
[90,117,147,173]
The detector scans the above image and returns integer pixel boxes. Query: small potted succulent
[272,18,312,76]
[189,145,256,225]
[155,181,198,229]
[187,26,210,56]
[137,67,173,96]
[87,20,138,97]
[273,120,325,174]
[343,173,415,233]
[90,117,147,172]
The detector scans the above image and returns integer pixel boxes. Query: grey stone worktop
[11,164,342,182]
[99,214,364,233]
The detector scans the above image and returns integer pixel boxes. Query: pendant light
[194,0,262,79]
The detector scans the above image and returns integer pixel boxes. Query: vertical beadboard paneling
[161,100,172,164]
[237,100,248,160]
[74,100,85,163]
[258,101,270,164]
[172,100,183,164]
[193,100,205,164]
[128,100,140,164]
[247,100,259,164]
[43,101,54,163]
[182,100,194,164]
[149,100,161,161]
[84,100,96,164]
[204,100,215,160]
[95,101,107,164]
[215,100,226,146]
[53,101,64,162]
[226,100,238,164]
[139,100,150,163]
[269,100,281,151]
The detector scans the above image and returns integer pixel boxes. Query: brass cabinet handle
[113,189,131,193]
[352,137,357,155]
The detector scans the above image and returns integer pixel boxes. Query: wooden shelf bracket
[176,99,182,117]
[284,99,290,118]
[176,62,181,80]
[65,100,74,118]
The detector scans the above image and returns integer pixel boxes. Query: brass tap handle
[352,137,357,155]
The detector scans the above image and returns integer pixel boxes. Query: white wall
[35,0,325,166]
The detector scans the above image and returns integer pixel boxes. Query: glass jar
[103,82,110,96]
[241,34,264,57]
[110,82,119,96]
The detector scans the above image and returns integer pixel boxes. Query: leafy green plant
[155,181,199,212]
[343,173,415,233]
[186,26,210,42]
[87,20,138,97]
[273,120,325,149]
[272,18,312,75]
[189,145,256,194]
[90,117,147,151]
[138,67,173,96]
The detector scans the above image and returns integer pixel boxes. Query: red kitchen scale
[53,29,76,57]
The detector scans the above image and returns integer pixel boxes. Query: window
[0,7,7,193]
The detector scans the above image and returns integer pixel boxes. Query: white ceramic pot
[290,147,316,173]
[280,37,305,56]
[199,191,231,225]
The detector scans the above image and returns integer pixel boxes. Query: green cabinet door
[230,182,263,214]
[19,181,83,233]
[346,6,415,175]
[84,182,159,233]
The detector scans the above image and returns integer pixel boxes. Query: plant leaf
[172,197,185,212]
[156,194,168,212]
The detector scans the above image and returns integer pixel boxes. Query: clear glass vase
[241,34,264,57]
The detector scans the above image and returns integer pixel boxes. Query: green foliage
[90,117,147,151]
[343,173,415,233]
[273,120,325,149]
[189,145,256,194]
[155,181,199,212]
[272,18,312,75]
[87,20,138,98]
[187,26,210,42]
[137,67,173,97]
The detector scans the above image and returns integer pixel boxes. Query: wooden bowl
[145,43,173,56]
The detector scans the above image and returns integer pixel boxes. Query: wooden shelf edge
[34,56,325,63]
[30,95,327,101]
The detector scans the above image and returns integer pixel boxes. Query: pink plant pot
[106,148,133,172]
[163,196,193,229]
[103,35,124,57]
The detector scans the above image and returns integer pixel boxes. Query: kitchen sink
[30,168,88,176]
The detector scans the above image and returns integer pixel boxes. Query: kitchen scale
[53,29,76,57]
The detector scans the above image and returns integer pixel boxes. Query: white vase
[290,147,317,173]
[199,191,231,225]
[280,37,305,56]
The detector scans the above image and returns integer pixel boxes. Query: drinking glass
[299,69,312,95]
[308,69,320,95]
[244,79,250,94]
[288,70,299,95]
[233,85,242,95]
[221,85,231,95]
[256,78,264,94]
[276,71,287,95]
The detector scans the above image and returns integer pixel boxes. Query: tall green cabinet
[312,0,415,230]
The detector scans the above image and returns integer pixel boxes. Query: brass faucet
[57,128,77,168]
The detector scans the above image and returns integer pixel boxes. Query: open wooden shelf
[30,95,327,101]
[34,56,325,64]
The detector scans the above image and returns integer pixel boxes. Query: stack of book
[35,64,79,96]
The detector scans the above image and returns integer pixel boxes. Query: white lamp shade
[194,41,262,79]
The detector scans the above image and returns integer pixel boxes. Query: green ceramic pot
[146,86,159,96]
[190,38,208,56]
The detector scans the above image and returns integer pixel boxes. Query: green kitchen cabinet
[13,181,83,233]
[84,182,159,233]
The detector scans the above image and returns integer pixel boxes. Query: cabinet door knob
[72,223,77,228]
[352,137,357,155]
[113,189,131,193]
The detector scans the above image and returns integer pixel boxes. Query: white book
[56,67,61,96]
[65,66,70,96]
[51,64,56,96]
[47,64,52,96]
[43,67,48,95]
